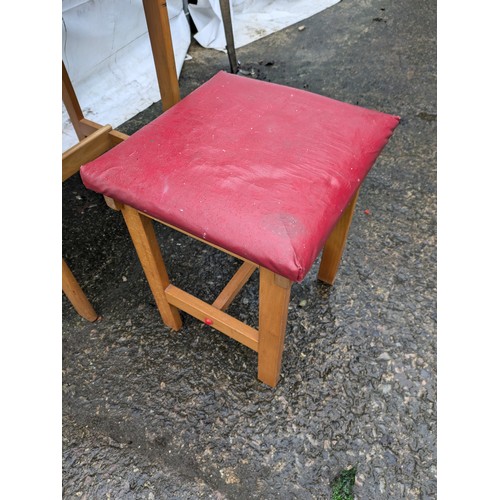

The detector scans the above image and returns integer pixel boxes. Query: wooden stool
[81,72,399,386]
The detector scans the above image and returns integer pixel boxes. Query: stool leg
[121,205,182,330]
[318,189,360,286]
[62,259,98,322]
[258,269,292,387]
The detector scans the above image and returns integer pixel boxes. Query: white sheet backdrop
[62,0,340,151]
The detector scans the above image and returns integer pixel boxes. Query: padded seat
[80,72,399,387]
[81,71,399,282]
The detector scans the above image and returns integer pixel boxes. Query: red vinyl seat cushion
[80,71,399,282]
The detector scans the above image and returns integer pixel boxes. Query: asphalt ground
[62,0,436,497]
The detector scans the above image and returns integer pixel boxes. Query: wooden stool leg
[258,268,292,387]
[121,204,182,330]
[318,189,360,286]
[62,259,98,322]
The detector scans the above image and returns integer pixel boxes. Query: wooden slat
[212,261,257,311]
[142,0,180,111]
[257,268,292,387]
[62,62,86,140]
[79,118,129,145]
[318,188,360,285]
[62,125,113,181]
[62,259,98,322]
[63,63,129,144]
[165,285,259,351]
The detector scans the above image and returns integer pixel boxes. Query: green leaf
[331,467,356,500]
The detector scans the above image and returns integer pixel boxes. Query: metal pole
[219,0,238,73]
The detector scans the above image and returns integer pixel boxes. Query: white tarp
[62,0,340,151]
[62,0,191,150]
[190,0,341,50]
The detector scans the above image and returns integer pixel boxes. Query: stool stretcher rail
[212,262,257,312]
[165,284,259,352]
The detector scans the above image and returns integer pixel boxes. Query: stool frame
[105,189,359,387]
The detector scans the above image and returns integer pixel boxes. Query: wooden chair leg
[62,62,87,141]
[121,204,182,330]
[318,188,360,286]
[142,0,180,112]
[62,259,98,321]
[258,268,292,387]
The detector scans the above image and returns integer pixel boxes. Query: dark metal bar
[219,0,238,73]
